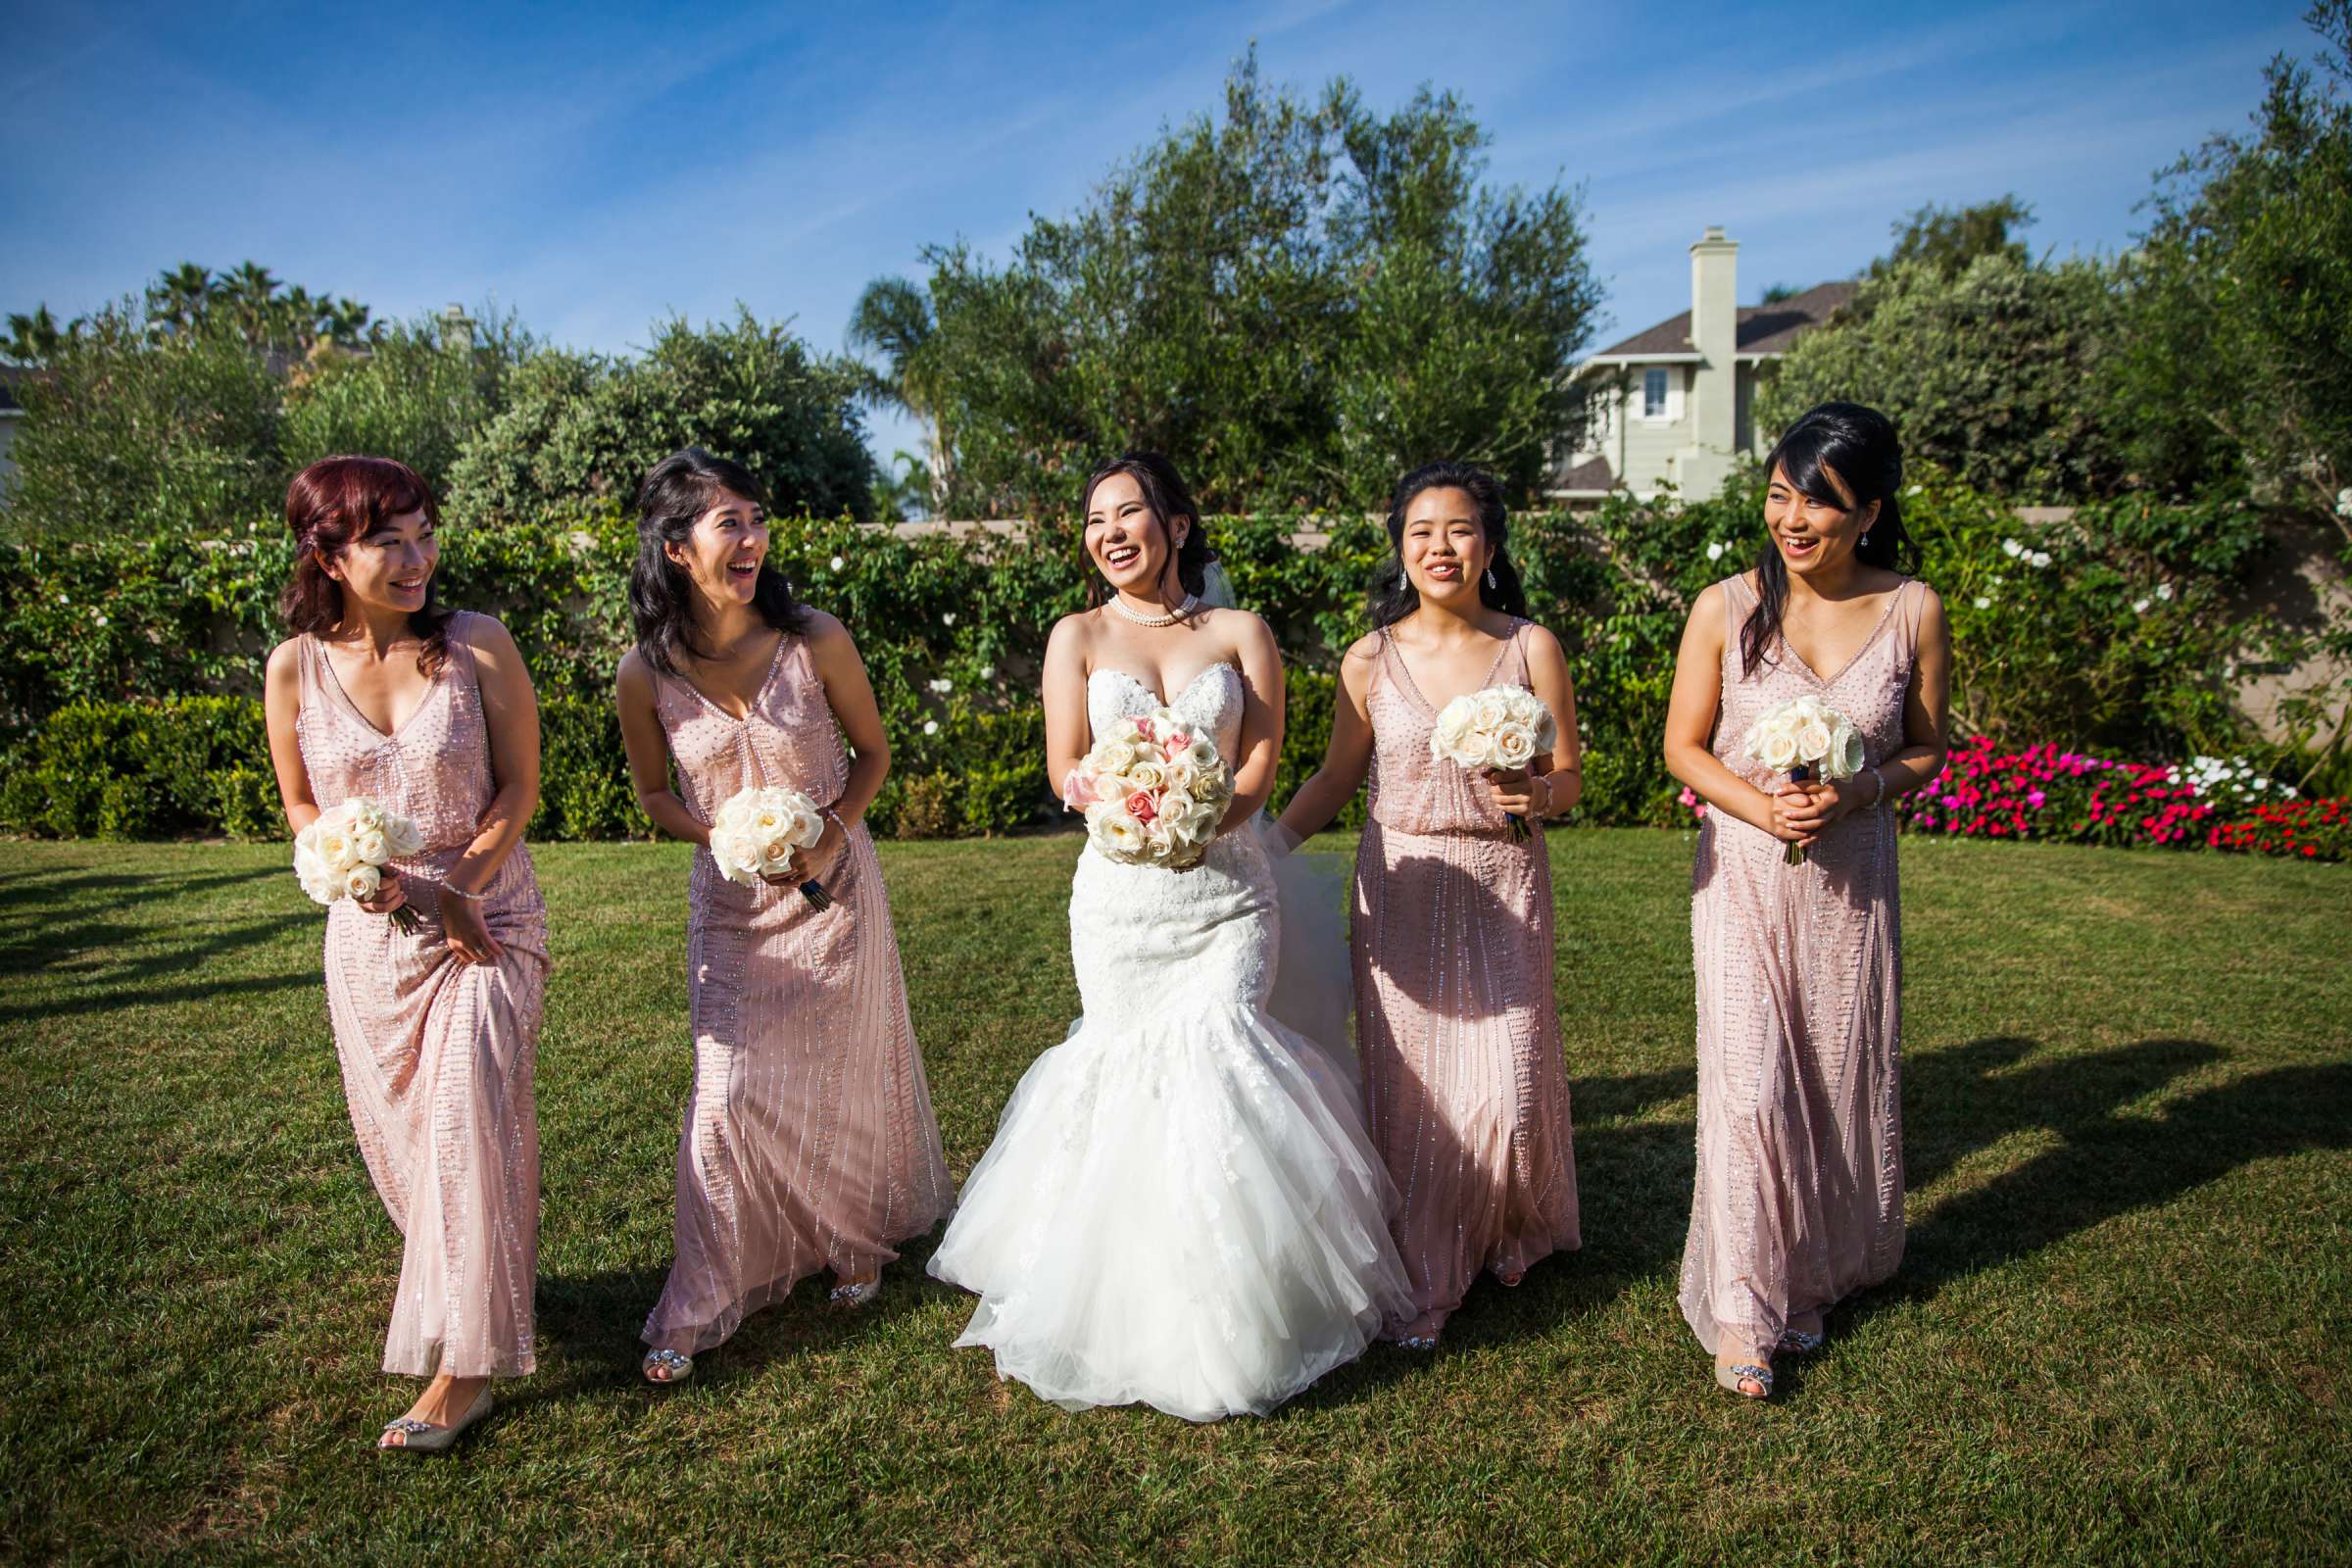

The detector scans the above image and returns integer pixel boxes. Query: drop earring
[1860,532,1872,549]
[1485,567,1497,590]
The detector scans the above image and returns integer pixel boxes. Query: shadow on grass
[1319,1038,2352,1383]
[1855,1037,2352,1319]
[530,1234,962,1403]
[0,862,277,919]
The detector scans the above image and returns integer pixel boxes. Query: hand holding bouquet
[709,785,835,909]
[1064,707,1236,868]
[1741,695,1866,864]
[295,797,425,932]
[1429,684,1558,840]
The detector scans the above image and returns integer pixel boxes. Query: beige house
[1554,226,1852,503]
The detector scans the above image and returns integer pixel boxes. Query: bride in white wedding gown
[928,454,1410,1421]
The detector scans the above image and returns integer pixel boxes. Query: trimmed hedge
[2,468,2328,841]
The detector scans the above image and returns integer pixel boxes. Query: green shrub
[0,472,2322,841]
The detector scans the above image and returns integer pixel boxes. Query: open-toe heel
[378,1386,494,1452]
[1713,1360,1772,1399]
[827,1276,881,1309]
[642,1348,694,1386]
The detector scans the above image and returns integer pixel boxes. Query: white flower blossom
[1705,541,1725,562]
[2030,551,2051,569]
[2133,598,2152,613]
[2337,487,2352,518]
[1906,484,1923,496]
[829,555,845,572]
[2002,538,2024,559]
[1973,596,1991,610]
[93,613,108,626]
[979,664,996,680]
[942,612,957,626]
[2156,581,2174,601]
[922,719,939,736]
[929,678,953,694]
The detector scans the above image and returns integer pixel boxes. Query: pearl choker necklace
[1110,593,1199,628]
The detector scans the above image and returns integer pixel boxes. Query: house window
[1642,368,1669,418]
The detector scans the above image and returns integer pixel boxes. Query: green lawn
[3,831,2348,1566]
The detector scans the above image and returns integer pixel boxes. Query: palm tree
[2,305,72,364]
[219,261,282,345]
[849,275,953,509]
[145,262,214,336]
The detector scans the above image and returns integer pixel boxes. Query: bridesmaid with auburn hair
[1278,461,1583,1348]
[615,447,950,1385]
[262,455,548,1451]
[1662,401,1950,1400]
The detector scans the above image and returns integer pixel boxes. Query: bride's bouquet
[1065,707,1236,868]
[1430,684,1557,839]
[295,797,424,932]
[1742,695,1866,864]
[709,785,835,909]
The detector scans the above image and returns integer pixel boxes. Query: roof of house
[1589,279,1857,362]
[0,365,29,415]
[1550,456,1616,495]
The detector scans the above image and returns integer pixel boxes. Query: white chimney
[1683,225,1740,496]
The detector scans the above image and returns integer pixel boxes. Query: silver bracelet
[825,808,848,834]
[440,879,490,902]
[1864,765,1886,808]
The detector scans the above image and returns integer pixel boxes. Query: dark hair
[629,447,809,677]
[1740,401,1917,678]
[279,455,454,675]
[1367,462,1530,630]
[1079,451,1216,607]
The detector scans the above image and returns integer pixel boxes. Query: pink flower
[1126,790,1157,824]
[1133,717,1156,743]
[1060,769,1094,811]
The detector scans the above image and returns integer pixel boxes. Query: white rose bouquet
[708,784,835,908]
[1429,683,1558,840]
[294,797,425,932]
[1063,707,1236,869]
[1740,694,1867,864]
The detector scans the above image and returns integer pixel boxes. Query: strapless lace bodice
[1086,662,1246,762]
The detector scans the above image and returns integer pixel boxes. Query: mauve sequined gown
[1681,574,1916,1357]
[294,612,548,1379]
[1353,620,1580,1338]
[642,633,951,1354]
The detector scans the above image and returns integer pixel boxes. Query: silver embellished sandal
[642,1348,694,1385]
[378,1385,494,1452]
[1714,1359,1773,1399]
[1777,1328,1825,1355]
[827,1276,882,1308]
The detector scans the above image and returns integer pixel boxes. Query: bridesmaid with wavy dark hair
[262,455,548,1452]
[1279,461,1583,1349]
[1662,401,1950,1400]
[614,447,950,1386]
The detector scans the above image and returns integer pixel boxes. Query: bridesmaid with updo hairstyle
[1278,460,1584,1349]
[1662,401,1950,1400]
[614,447,949,1386]
[262,456,548,1452]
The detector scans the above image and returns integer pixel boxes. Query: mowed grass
[2,830,2349,1566]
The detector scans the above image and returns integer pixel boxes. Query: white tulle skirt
[928,827,1409,1421]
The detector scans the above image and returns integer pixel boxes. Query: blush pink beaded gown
[1353,620,1580,1340]
[1681,574,1917,1358]
[294,612,548,1380]
[641,633,951,1355]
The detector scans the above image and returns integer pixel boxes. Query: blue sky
[0,0,2317,462]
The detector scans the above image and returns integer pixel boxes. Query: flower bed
[1672,737,2342,861]
[1899,738,2339,859]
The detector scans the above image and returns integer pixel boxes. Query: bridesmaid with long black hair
[262,456,548,1451]
[614,447,950,1385]
[1662,402,1950,1399]
[1278,461,1583,1348]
